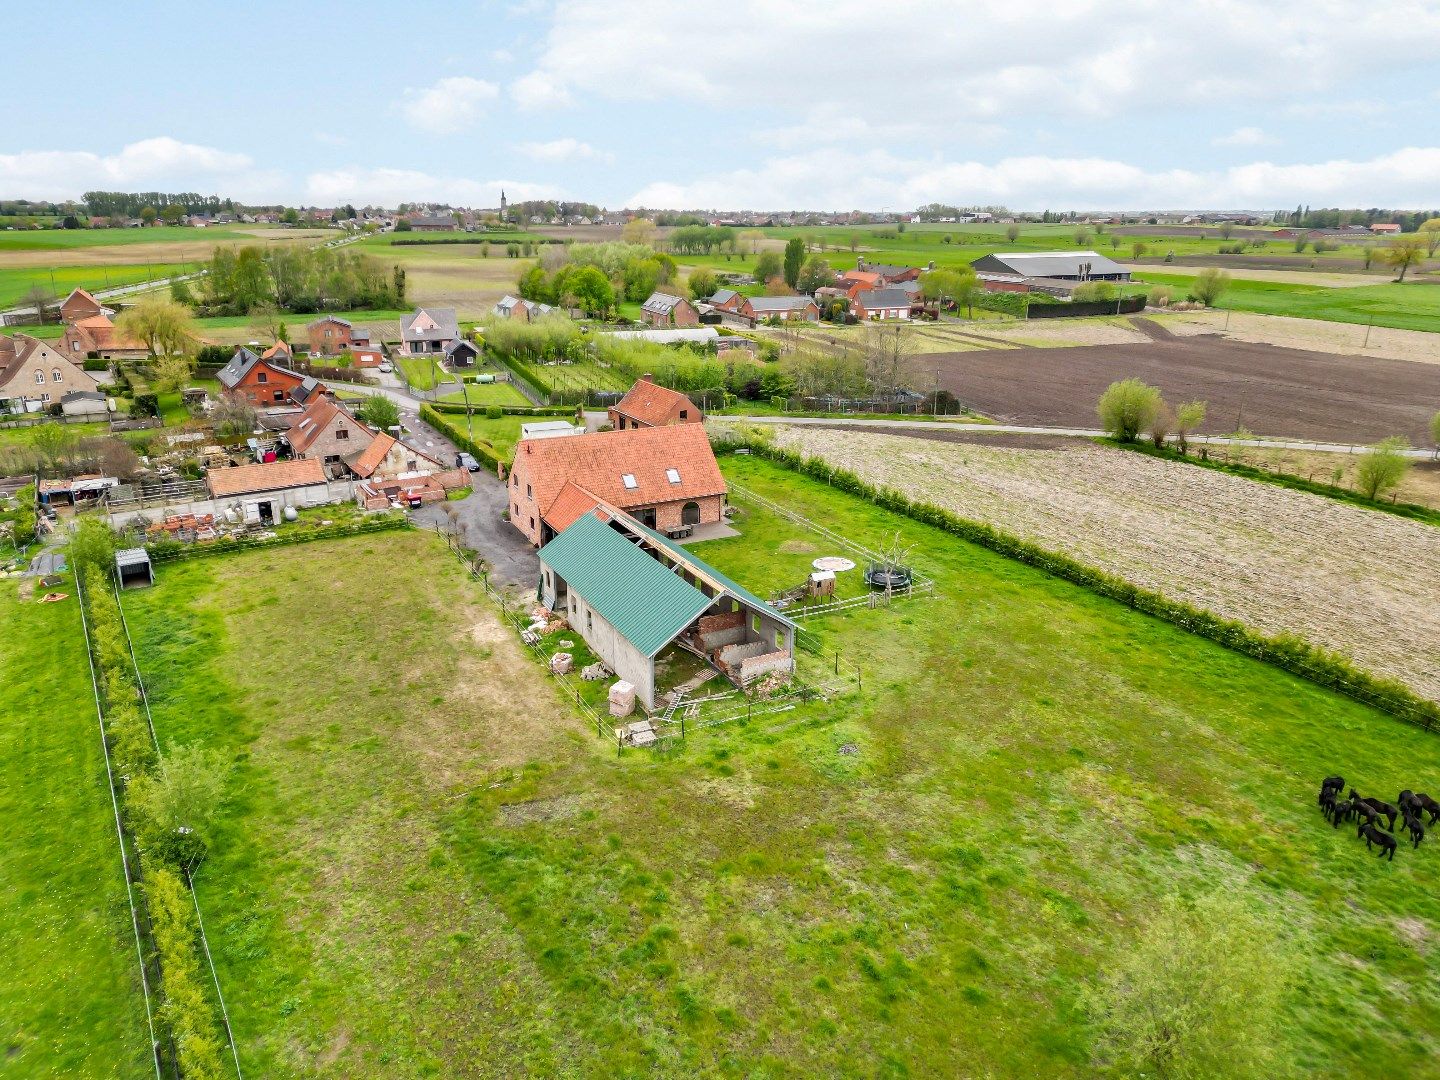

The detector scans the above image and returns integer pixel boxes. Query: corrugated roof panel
[538,513,712,657]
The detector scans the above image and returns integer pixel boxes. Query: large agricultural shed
[970,249,1132,282]
[538,507,796,709]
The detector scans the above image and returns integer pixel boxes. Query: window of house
[33,370,44,384]
[621,473,638,489]
[52,369,62,382]
[40,393,50,403]
[666,468,681,484]
[257,371,268,383]
[586,609,593,631]
[273,390,283,401]
[526,483,532,498]
[529,516,536,531]
[336,428,349,440]
[679,410,688,420]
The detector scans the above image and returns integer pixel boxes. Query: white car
[378,360,393,373]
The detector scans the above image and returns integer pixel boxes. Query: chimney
[639,373,653,383]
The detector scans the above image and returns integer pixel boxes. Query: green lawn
[434,381,531,408]
[1137,272,1440,333]
[0,585,153,1077]
[447,413,526,458]
[396,355,448,390]
[111,457,1440,1077]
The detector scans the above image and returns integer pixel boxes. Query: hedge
[421,404,505,473]
[427,401,573,417]
[148,515,409,562]
[144,869,227,1080]
[491,358,552,404]
[714,435,1440,732]
[1103,438,1440,528]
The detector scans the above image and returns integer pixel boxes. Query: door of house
[681,501,701,526]
[637,507,657,529]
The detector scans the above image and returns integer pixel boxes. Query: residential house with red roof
[62,314,148,362]
[507,422,727,546]
[60,288,107,323]
[307,316,371,356]
[283,397,443,481]
[217,346,311,407]
[607,375,702,431]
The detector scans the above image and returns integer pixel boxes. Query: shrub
[144,869,228,1080]
[129,392,159,418]
[1097,378,1163,442]
[1354,437,1412,500]
[485,405,503,419]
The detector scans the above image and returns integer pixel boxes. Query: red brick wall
[233,366,304,407]
[308,321,355,355]
[652,494,723,532]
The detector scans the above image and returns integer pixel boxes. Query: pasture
[1137,272,1440,334]
[109,461,1440,1077]
[0,585,152,1077]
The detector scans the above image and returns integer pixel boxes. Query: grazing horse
[1330,799,1352,827]
[1361,822,1398,861]
[1320,776,1345,806]
[1402,812,1425,849]
[1354,801,1380,835]
[1399,790,1419,817]
[1321,788,1338,821]
[1351,790,1399,833]
[1413,793,1440,826]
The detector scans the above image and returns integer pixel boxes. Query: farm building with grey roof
[970,250,1131,281]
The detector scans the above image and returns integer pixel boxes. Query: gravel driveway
[412,475,538,590]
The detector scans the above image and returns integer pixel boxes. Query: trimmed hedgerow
[144,869,227,1080]
[421,404,505,474]
[712,435,1440,732]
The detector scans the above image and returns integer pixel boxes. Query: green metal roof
[632,520,798,631]
[538,513,713,658]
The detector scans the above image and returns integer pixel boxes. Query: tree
[1383,235,1426,282]
[69,516,118,574]
[1071,281,1116,302]
[1218,221,1236,240]
[1005,224,1020,243]
[356,394,401,432]
[140,206,157,227]
[150,353,194,394]
[116,296,198,358]
[160,204,186,226]
[130,741,231,864]
[621,218,657,246]
[21,285,58,324]
[568,265,614,317]
[393,217,412,232]
[1073,228,1091,246]
[753,251,783,285]
[1097,378,1163,442]
[687,268,717,302]
[1130,241,1149,259]
[738,229,766,256]
[782,237,805,289]
[1173,400,1207,455]
[797,255,834,294]
[1148,400,1173,448]
[1419,217,1440,257]
[1361,245,1377,270]
[1189,268,1231,307]
[1084,891,1290,1080]
[921,267,980,318]
[1432,410,1440,457]
[170,278,194,306]
[1354,437,1412,499]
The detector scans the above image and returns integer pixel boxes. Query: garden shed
[114,547,153,588]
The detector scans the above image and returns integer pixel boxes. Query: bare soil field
[0,229,331,269]
[1160,309,1440,366]
[391,252,524,318]
[930,334,1440,443]
[767,425,1440,703]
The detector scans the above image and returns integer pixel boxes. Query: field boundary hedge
[148,515,409,562]
[715,434,1440,731]
[427,401,573,417]
[1102,438,1440,528]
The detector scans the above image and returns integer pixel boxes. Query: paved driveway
[412,474,538,590]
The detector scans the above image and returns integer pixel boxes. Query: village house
[0,334,101,414]
[507,422,727,546]
[307,316,371,355]
[851,287,914,320]
[494,295,555,322]
[640,292,700,328]
[400,307,461,355]
[60,287,108,323]
[537,507,796,711]
[217,346,311,407]
[282,397,443,481]
[855,259,924,284]
[607,374,702,430]
[62,313,148,362]
[739,295,820,322]
[1370,223,1402,234]
[706,288,746,314]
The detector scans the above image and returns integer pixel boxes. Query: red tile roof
[611,376,699,427]
[345,431,397,478]
[207,458,326,498]
[544,481,603,533]
[517,423,725,528]
[261,341,292,360]
[286,397,372,455]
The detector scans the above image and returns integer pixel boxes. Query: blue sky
[3,0,1439,210]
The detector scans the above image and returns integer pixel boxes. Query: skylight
[622,473,638,489]
[666,468,681,483]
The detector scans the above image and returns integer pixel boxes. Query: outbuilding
[115,547,153,588]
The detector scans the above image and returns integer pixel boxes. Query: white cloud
[627,146,1440,211]
[1212,126,1272,147]
[517,137,612,163]
[398,76,500,134]
[510,70,572,110]
[305,166,561,207]
[0,137,278,201]
[518,0,1440,138]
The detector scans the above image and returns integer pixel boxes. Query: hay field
[0,227,331,269]
[767,426,1440,703]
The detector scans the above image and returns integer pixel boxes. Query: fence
[147,515,409,562]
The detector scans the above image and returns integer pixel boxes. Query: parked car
[456,452,480,472]
[378,360,393,373]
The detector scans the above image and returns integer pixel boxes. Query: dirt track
[932,334,1440,443]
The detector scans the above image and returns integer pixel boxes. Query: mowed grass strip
[0,587,153,1078]
[121,465,1440,1076]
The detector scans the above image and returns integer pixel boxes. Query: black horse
[1402,811,1425,849]
[1399,790,1419,816]
[1330,798,1352,827]
[1361,822,1398,861]
[1319,776,1345,806]
[1412,793,1440,826]
[1321,788,1338,821]
[1354,801,1380,834]
[1351,790,1399,833]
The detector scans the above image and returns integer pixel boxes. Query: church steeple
[499,189,508,222]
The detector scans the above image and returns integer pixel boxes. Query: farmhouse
[740,296,819,322]
[62,314,148,362]
[538,507,796,710]
[400,307,461,355]
[640,292,700,328]
[855,260,923,284]
[507,422,726,546]
[283,397,443,480]
[706,288,745,314]
[851,288,913,320]
[217,346,309,407]
[0,334,101,414]
[970,250,1132,283]
[60,287,108,323]
[608,374,702,430]
[307,316,370,355]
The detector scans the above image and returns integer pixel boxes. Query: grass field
[1137,272,1440,333]
[113,461,1440,1077]
[396,355,448,389]
[0,224,329,253]
[0,585,152,1077]
[434,381,531,408]
[0,263,191,309]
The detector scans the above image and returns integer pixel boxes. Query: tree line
[193,244,406,315]
[82,191,235,218]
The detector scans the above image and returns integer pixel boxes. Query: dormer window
[666,468,681,484]
[621,474,638,490]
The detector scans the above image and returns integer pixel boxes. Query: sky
[3,0,1439,212]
